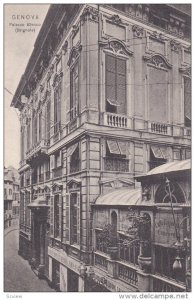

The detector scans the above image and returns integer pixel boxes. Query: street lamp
[165,177,191,286]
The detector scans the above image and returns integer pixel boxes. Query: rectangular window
[27,121,31,151]
[46,100,51,141]
[70,144,80,173]
[70,192,80,245]
[106,55,126,114]
[70,63,79,120]
[54,195,60,238]
[39,112,42,140]
[184,77,191,127]
[148,67,168,123]
[104,140,129,172]
[33,117,37,145]
[149,146,167,170]
[54,83,62,133]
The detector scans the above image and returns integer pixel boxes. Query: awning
[136,159,191,181]
[67,143,78,157]
[151,145,164,159]
[28,196,49,209]
[106,98,120,106]
[95,189,141,206]
[107,140,120,155]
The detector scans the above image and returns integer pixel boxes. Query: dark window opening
[54,194,60,239]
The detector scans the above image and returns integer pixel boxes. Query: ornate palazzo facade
[11,4,191,292]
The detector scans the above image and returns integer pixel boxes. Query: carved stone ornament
[149,31,167,42]
[67,45,82,67]
[52,71,63,87]
[170,40,181,52]
[179,66,191,77]
[72,24,79,36]
[80,6,99,22]
[132,25,144,38]
[143,54,172,69]
[62,40,68,54]
[101,39,133,56]
[110,14,122,25]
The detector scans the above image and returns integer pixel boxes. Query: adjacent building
[4,166,20,227]
[11,4,191,292]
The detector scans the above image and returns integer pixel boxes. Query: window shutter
[77,192,81,246]
[118,141,127,157]
[62,196,66,243]
[117,57,126,114]
[106,55,116,102]
[50,196,54,236]
[66,193,70,243]
[50,155,54,170]
[59,194,62,241]
[107,140,120,155]
[184,77,191,120]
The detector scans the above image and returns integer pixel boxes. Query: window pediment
[179,66,191,77]
[100,38,133,57]
[143,54,172,70]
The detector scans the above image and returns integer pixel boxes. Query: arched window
[155,181,185,204]
[111,210,118,234]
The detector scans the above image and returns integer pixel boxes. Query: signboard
[154,209,184,246]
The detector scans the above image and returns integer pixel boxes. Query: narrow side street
[4,226,54,292]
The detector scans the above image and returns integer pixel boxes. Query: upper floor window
[39,111,42,140]
[27,120,31,151]
[46,100,51,141]
[54,194,60,239]
[54,83,62,134]
[33,116,38,145]
[70,63,79,120]
[184,77,191,127]
[149,146,167,170]
[70,144,80,173]
[9,189,12,195]
[104,140,129,172]
[106,54,126,114]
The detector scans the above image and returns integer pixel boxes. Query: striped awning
[95,189,141,206]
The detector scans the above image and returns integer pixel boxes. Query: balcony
[148,121,172,135]
[118,261,138,286]
[104,112,130,128]
[151,274,186,292]
[26,139,49,163]
[94,252,108,271]
[53,166,62,178]
[104,157,129,172]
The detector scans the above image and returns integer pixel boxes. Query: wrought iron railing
[94,253,108,271]
[151,275,186,292]
[118,262,138,286]
[104,157,129,172]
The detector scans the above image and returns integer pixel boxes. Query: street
[4,227,54,292]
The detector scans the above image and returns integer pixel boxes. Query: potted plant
[98,224,118,260]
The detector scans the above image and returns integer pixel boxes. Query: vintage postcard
[3,2,192,299]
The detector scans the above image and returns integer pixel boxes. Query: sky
[4,4,50,169]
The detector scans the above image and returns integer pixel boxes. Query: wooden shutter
[117,57,126,114]
[62,196,66,243]
[50,196,54,236]
[77,192,81,246]
[107,140,120,155]
[118,141,127,157]
[65,193,70,243]
[58,194,62,241]
[50,155,54,170]
[106,55,116,102]
[184,77,191,120]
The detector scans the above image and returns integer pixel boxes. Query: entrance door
[67,269,79,292]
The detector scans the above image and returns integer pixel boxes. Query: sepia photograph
[4,2,191,296]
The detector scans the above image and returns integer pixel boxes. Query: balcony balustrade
[151,275,186,292]
[104,112,129,128]
[26,139,49,161]
[118,261,138,286]
[94,253,108,271]
[148,121,172,135]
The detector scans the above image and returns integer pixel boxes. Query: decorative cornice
[149,31,167,42]
[67,44,82,67]
[100,38,133,56]
[143,54,172,69]
[80,6,99,22]
[132,25,144,39]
